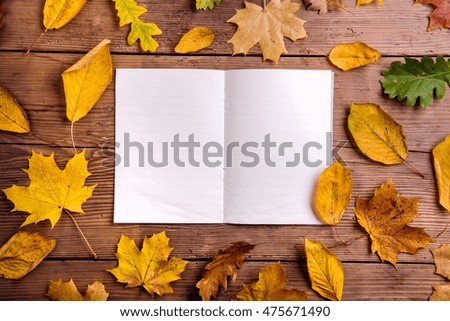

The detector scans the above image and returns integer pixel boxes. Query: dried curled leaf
[355,0,382,8]
[416,0,450,31]
[227,0,307,63]
[0,85,31,133]
[196,241,255,301]
[354,179,432,266]
[431,244,450,280]
[305,238,344,301]
[234,262,308,301]
[348,103,409,165]
[329,42,381,71]
[433,135,450,212]
[196,0,221,10]
[175,27,214,53]
[429,284,450,300]
[305,0,345,14]
[2,150,96,228]
[63,39,113,124]
[47,279,109,301]
[108,232,188,296]
[0,231,56,279]
[44,0,87,30]
[315,161,352,225]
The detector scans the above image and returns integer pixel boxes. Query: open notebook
[114,69,333,224]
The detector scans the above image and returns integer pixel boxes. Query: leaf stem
[403,158,425,179]
[65,209,97,259]
[263,0,267,10]
[333,226,351,245]
[70,122,77,155]
[26,29,47,54]
[435,218,449,239]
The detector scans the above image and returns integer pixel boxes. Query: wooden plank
[0,0,448,56]
[0,53,449,152]
[0,260,441,300]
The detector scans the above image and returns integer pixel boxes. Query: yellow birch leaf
[47,279,109,301]
[175,27,215,53]
[43,0,87,30]
[433,135,450,212]
[234,262,308,301]
[62,39,113,124]
[356,0,382,8]
[348,102,409,165]
[354,179,432,266]
[431,244,450,280]
[108,232,188,296]
[305,238,344,301]
[329,42,381,71]
[0,231,56,279]
[227,0,307,63]
[2,150,96,228]
[429,284,450,300]
[0,85,31,133]
[315,161,352,225]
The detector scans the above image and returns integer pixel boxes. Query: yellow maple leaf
[196,241,255,301]
[329,42,381,71]
[354,179,432,267]
[227,0,307,63]
[63,39,113,124]
[305,238,344,301]
[112,0,162,52]
[47,279,109,301]
[175,27,215,54]
[234,262,308,301]
[356,0,382,8]
[0,85,31,133]
[433,135,450,212]
[43,0,87,30]
[108,232,188,296]
[429,284,450,300]
[315,161,352,225]
[431,244,450,280]
[2,150,96,228]
[0,231,56,279]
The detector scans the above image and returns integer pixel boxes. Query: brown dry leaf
[429,284,450,300]
[329,42,381,71]
[305,0,345,14]
[305,238,344,301]
[196,241,255,301]
[108,232,188,296]
[0,85,31,133]
[0,231,56,279]
[416,0,450,31]
[234,262,308,301]
[47,279,109,301]
[227,0,307,63]
[433,135,450,212]
[315,161,352,225]
[354,179,432,267]
[431,244,450,280]
[356,0,382,8]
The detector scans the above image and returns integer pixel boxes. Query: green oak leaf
[196,0,221,10]
[380,56,450,108]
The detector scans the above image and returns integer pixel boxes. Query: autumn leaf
[63,39,113,124]
[234,262,308,301]
[328,42,381,71]
[0,231,56,279]
[108,232,188,296]
[47,279,109,301]
[113,0,162,52]
[175,27,214,53]
[2,150,96,228]
[429,284,450,300]
[305,238,344,301]
[348,103,409,165]
[196,241,255,301]
[227,0,307,63]
[0,85,31,133]
[355,0,382,7]
[416,0,450,31]
[354,179,432,266]
[305,0,345,14]
[196,0,221,10]
[433,135,450,212]
[315,161,352,225]
[431,244,450,279]
[380,56,450,108]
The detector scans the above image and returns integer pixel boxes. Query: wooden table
[0,0,449,301]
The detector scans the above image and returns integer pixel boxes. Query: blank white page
[114,69,224,223]
[223,70,333,224]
